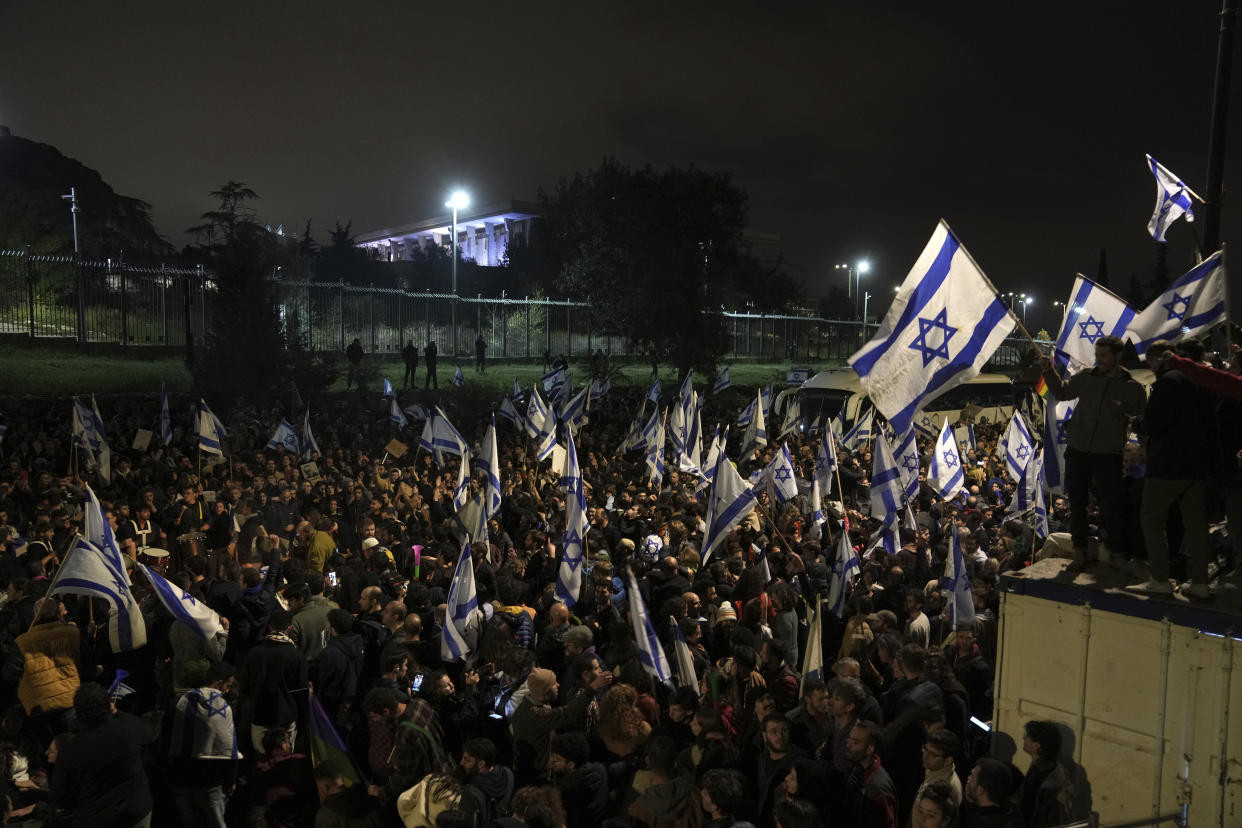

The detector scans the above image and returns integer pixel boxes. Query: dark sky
[3,1,1238,333]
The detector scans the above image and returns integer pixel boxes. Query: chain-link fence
[0,250,1047,367]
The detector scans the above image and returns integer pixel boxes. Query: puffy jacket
[17,621,80,715]
[1046,364,1146,454]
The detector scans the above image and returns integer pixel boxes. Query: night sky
[3,1,1239,333]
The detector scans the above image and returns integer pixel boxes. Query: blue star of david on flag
[1163,293,1190,321]
[901,453,920,474]
[1077,315,1106,343]
[942,449,959,468]
[1016,444,1031,461]
[908,308,957,366]
[774,466,793,482]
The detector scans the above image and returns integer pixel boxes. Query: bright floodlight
[857,260,871,274]
[446,191,470,210]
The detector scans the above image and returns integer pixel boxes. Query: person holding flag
[555,430,589,606]
[1037,336,1146,572]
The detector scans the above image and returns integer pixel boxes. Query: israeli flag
[808,475,826,541]
[763,443,799,504]
[777,398,801,442]
[1042,399,1075,494]
[929,421,966,500]
[713,367,731,394]
[868,432,903,556]
[441,538,481,662]
[955,423,977,454]
[452,449,473,513]
[198,399,227,456]
[701,450,757,565]
[814,428,838,497]
[590,377,610,400]
[1126,249,1227,356]
[801,596,824,689]
[739,389,767,460]
[1031,450,1049,540]
[419,406,470,466]
[670,616,698,688]
[826,522,861,618]
[402,403,432,422]
[1053,276,1137,375]
[301,408,321,461]
[524,389,556,461]
[138,561,223,637]
[912,411,938,439]
[555,429,590,607]
[679,394,703,474]
[645,410,667,488]
[849,221,1016,435]
[49,537,147,651]
[941,523,976,629]
[512,378,524,400]
[452,366,465,388]
[841,407,874,453]
[90,395,108,443]
[390,397,408,430]
[696,425,726,495]
[267,419,300,453]
[560,385,591,434]
[158,383,173,446]
[646,378,661,403]
[1002,412,1035,483]
[625,567,672,685]
[497,396,524,430]
[474,417,503,519]
[892,426,920,500]
[382,377,394,397]
[542,366,570,403]
[1146,154,1196,242]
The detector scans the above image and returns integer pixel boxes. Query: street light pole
[445,191,469,356]
[61,187,80,254]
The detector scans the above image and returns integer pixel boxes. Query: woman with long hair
[595,684,651,758]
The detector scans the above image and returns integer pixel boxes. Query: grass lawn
[0,344,848,398]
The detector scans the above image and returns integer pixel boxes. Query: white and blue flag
[868,431,903,556]
[497,396,524,430]
[1053,276,1137,374]
[442,537,482,662]
[139,561,223,637]
[267,419,300,453]
[419,406,469,466]
[929,421,966,500]
[1003,411,1035,483]
[301,408,321,461]
[645,410,667,489]
[814,428,838,497]
[390,397,408,430]
[512,378,524,400]
[841,407,874,453]
[696,425,726,494]
[452,449,473,513]
[764,443,799,504]
[826,522,861,618]
[382,377,394,397]
[670,616,698,688]
[739,389,767,461]
[892,426,921,500]
[849,221,1016,435]
[198,399,227,456]
[808,475,826,542]
[452,366,465,388]
[524,390,556,462]
[713,367,731,394]
[1042,399,1075,494]
[542,366,570,403]
[49,536,146,651]
[560,385,591,434]
[1146,154,1196,243]
[800,596,824,690]
[625,567,672,685]
[590,377,610,400]
[1126,249,1227,355]
[942,524,976,629]
[646,378,661,404]
[954,423,977,454]
[701,450,757,565]
[158,383,173,446]
[555,429,589,607]
[475,417,503,519]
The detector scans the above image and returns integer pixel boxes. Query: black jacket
[240,635,309,727]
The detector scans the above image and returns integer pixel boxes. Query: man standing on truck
[1038,335,1146,573]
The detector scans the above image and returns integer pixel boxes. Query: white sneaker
[1125,579,1174,596]
[1181,582,1213,601]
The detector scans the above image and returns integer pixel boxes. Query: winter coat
[16,621,80,715]
[626,774,704,828]
[557,761,609,828]
[317,632,364,717]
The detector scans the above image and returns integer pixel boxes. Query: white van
[776,368,1018,429]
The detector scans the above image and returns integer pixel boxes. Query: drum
[139,547,170,573]
[176,532,207,560]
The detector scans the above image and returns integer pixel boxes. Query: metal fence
[0,250,1047,367]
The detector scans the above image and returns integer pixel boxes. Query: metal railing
[0,250,1047,367]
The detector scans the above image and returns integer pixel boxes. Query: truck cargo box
[996,559,1241,827]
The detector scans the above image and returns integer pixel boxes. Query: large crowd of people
[0,334,1237,828]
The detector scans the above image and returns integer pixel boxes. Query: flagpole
[754,499,799,557]
[29,541,77,634]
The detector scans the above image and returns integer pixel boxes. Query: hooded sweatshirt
[317,632,365,716]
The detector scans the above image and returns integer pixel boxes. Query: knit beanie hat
[526,668,557,699]
[716,602,738,622]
